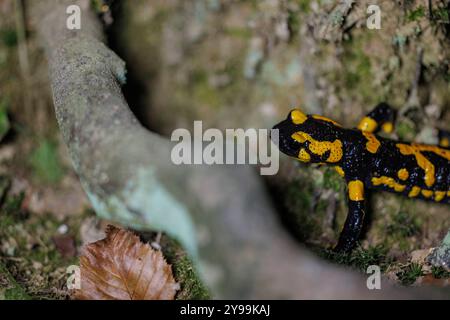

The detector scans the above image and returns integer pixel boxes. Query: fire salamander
[272,103,450,253]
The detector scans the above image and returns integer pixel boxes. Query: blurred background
[0,0,449,299]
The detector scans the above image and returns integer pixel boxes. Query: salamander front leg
[357,102,396,134]
[334,180,366,253]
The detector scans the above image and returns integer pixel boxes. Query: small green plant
[432,7,450,24]
[320,245,391,272]
[348,245,391,271]
[407,6,426,22]
[431,266,450,279]
[397,263,423,286]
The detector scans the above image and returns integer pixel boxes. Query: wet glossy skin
[272,103,450,252]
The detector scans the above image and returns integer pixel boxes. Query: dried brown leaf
[73,225,179,300]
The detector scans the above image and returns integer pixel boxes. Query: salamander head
[272,109,344,164]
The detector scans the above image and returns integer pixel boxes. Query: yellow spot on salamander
[421,189,433,198]
[397,168,409,181]
[434,191,446,202]
[298,148,311,162]
[357,116,378,133]
[348,180,364,201]
[291,132,307,143]
[396,143,450,188]
[440,137,449,148]
[382,122,394,134]
[372,176,406,192]
[335,166,345,177]
[291,132,343,163]
[312,115,342,127]
[361,131,381,153]
[408,186,421,198]
[291,109,308,124]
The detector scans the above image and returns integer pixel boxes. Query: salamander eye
[290,109,308,125]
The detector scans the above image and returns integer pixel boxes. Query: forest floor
[0,0,449,299]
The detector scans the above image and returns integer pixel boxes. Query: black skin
[272,103,450,253]
[439,129,450,146]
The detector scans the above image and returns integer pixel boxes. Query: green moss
[3,191,25,217]
[319,245,391,273]
[396,263,423,286]
[0,99,10,141]
[287,9,301,37]
[0,188,84,299]
[283,178,319,241]
[396,121,416,141]
[4,287,29,300]
[194,84,221,107]
[432,7,450,24]
[160,236,210,300]
[29,139,64,184]
[287,178,313,209]
[187,69,222,109]
[0,263,30,300]
[387,211,420,238]
[1,28,17,47]
[407,6,426,22]
[336,38,376,102]
[297,0,311,13]
[344,51,371,91]
[315,198,328,214]
[323,167,344,193]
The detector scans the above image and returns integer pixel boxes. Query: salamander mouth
[271,124,301,157]
[278,137,302,157]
